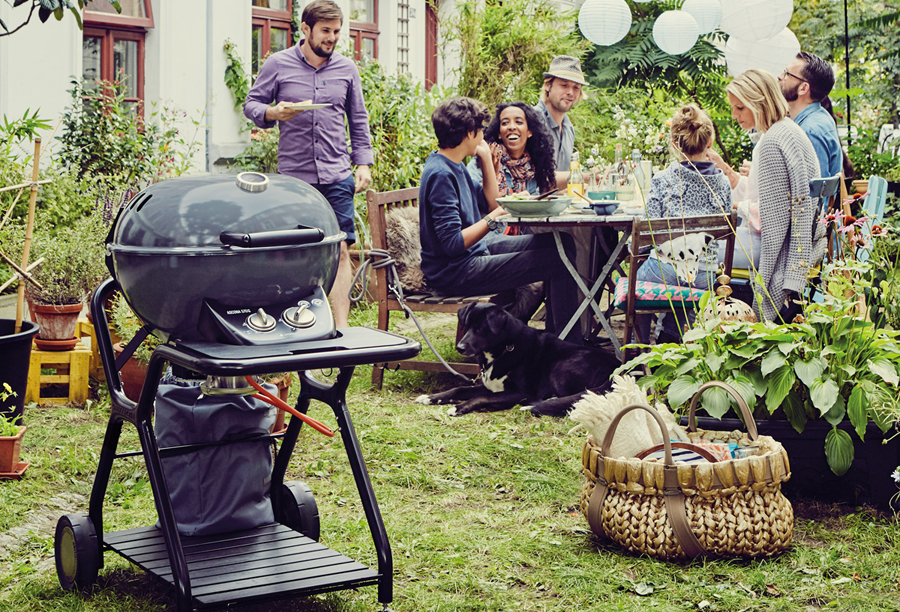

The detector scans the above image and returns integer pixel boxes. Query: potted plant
[616,258,900,510]
[0,383,28,477]
[26,212,108,350]
[109,292,160,401]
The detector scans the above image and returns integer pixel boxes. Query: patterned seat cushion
[613,277,706,310]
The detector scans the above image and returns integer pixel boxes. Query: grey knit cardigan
[753,118,825,322]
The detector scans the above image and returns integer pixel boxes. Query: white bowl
[498,196,571,217]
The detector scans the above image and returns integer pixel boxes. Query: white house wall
[0,5,83,162]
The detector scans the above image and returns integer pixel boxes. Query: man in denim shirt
[533,56,587,191]
[245,0,372,328]
[779,52,842,179]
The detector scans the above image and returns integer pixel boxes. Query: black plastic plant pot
[0,319,40,423]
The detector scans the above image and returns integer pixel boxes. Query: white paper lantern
[724,28,801,78]
[579,0,633,47]
[652,11,700,56]
[719,0,793,43]
[681,0,723,35]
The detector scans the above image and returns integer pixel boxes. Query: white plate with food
[496,195,572,217]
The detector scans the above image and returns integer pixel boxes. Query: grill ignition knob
[246,308,277,332]
[283,304,316,328]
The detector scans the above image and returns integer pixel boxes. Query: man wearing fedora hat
[534,55,587,190]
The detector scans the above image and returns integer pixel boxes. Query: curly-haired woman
[467,102,557,196]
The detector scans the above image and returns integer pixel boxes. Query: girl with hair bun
[634,103,733,343]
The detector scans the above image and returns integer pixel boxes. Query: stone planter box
[685,416,899,512]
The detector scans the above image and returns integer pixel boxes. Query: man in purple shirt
[244,0,373,328]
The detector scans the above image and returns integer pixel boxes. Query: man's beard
[311,41,334,58]
[782,82,799,102]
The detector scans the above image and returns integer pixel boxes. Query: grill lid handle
[219,227,325,248]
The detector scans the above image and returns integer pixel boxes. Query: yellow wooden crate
[75,318,104,380]
[26,340,91,405]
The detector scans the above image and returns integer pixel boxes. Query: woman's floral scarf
[495,144,534,196]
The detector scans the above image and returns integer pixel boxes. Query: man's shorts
[310,175,356,245]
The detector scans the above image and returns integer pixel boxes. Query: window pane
[350,0,375,23]
[252,24,262,75]
[362,37,375,61]
[114,38,139,98]
[252,0,288,9]
[270,26,289,55]
[87,0,145,18]
[82,36,102,88]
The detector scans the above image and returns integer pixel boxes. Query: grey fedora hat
[543,55,588,86]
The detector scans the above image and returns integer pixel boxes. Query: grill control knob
[283,304,316,328]
[246,308,277,332]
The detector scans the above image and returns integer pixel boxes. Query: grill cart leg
[299,368,394,607]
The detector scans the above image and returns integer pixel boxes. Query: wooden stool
[26,340,91,405]
[75,318,104,379]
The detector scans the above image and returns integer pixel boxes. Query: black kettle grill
[53,173,420,612]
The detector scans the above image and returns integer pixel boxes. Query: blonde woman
[635,103,732,343]
[719,69,824,323]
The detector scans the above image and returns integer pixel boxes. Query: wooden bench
[365,187,496,389]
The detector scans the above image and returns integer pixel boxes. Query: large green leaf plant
[617,259,900,477]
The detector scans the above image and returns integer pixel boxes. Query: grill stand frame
[71,279,420,611]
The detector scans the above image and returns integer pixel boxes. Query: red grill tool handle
[245,376,335,437]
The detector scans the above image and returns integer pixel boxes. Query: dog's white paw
[446,406,458,416]
[519,405,533,411]
[415,395,432,405]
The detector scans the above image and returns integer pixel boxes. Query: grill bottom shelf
[104,523,380,608]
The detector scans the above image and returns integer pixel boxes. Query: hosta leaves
[704,351,726,374]
[697,385,730,419]
[825,427,855,476]
[668,376,702,410]
[726,375,757,413]
[765,364,795,414]
[847,384,868,440]
[867,359,899,387]
[794,356,827,388]
[810,378,840,417]
[761,350,786,376]
[781,393,807,434]
[744,368,767,396]
[823,394,846,426]
[675,357,702,376]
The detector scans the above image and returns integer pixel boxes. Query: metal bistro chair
[857,175,889,263]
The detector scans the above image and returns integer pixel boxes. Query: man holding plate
[245,0,372,328]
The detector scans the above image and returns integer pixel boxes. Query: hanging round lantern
[681,0,723,35]
[724,28,801,78]
[652,11,700,56]
[579,0,633,47]
[719,0,793,43]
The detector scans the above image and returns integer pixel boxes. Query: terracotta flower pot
[852,179,869,195]
[0,426,26,474]
[113,343,149,402]
[32,303,83,351]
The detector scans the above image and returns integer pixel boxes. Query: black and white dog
[415,302,618,417]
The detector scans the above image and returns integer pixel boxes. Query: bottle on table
[568,151,584,198]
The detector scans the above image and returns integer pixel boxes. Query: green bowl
[588,191,616,201]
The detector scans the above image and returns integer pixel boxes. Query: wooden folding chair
[614,211,738,362]
[365,187,496,389]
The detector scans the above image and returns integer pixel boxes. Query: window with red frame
[252,0,293,77]
[349,0,378,61]
[82,0,153,110]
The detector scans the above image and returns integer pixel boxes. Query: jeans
[432,232,581,343]
[635,255,712,341]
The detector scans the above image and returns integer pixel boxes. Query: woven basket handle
[686,381,758,441]
[601,403,674,465]
[592,402,709,559]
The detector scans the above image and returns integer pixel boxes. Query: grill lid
[113,173,341,249]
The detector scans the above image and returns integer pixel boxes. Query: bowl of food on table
[497,194,571,217]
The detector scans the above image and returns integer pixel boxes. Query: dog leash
[350,249,474,383]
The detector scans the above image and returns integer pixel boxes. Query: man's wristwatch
[483,215,499,232]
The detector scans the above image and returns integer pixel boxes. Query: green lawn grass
[1,305,899,612]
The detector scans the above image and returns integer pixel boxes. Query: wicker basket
[580,381,794,560]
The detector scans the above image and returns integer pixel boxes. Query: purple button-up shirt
[244,42,374,185]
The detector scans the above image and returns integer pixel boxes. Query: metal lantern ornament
[579,0,633,47]
[723,28,801,78]
[719,0,793,42]
[652,10,700,56]
[681,0,723,35]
